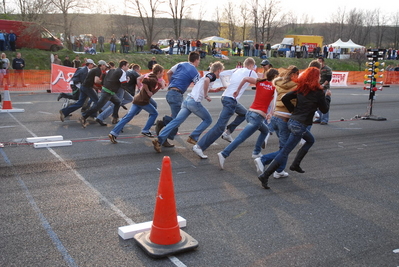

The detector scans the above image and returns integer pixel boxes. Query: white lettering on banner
[50,64,77,93]
[51,70,74,85]
[331,72,348,87]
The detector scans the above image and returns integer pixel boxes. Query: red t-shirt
[250,80,275,113]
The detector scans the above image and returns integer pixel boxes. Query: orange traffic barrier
[133,156,198,258]
[4,69,399,93]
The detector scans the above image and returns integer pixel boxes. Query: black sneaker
[95,118,107,126]
[142,132,155,138]
[108,133,118,144]
[155,120,164,135]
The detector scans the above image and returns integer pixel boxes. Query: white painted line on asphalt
[0,126,15,128]
[6,112,189,267]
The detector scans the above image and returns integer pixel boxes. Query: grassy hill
[3,48,395,72]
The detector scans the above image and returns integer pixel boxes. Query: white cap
[86,59,95,64]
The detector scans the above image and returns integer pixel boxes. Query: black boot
[258,160,280,189]
[289,148,308,173]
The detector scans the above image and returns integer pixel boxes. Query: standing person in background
[53,54,62,65]
[91,35,98,51]
[0,30,5,51]
[8,30,17,51]
[192,57,259,159]
[12,52,27,87]
[196,39,201,51]
[155,51,201,147]
[258,66,331,190]
[98,35,105,52]
[72,55,81,68]
[168,38,175,55]
[314,56,332,125]
[0,53,11,89]
[63,56,72,67]
[147,57,157,71]
[130,33,136,52]
[110,34,117,53]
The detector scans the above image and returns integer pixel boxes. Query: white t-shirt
[220,68,258,100]
[188,72,217,102]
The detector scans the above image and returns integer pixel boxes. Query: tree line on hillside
[2,0,399,49]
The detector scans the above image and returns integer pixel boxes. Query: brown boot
[162,140,175,147]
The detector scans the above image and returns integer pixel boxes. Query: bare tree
[126,0,164,45]
[17,0,53,21]
[250,0,259,42]
[345,9,364,44]
[257,0,282,43]
[374,10,389,48]
[167,0,190,39]
[223,1,237,41]
[331,7,346,37]
[239,4,250,41]
[50,0,87,49]
[212,8,222,37]
[195,5,206,40]
[390,12,399,48]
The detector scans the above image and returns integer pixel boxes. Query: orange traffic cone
[134,156,198,258]
[0,84,25,113]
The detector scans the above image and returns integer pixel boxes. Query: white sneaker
[193,145,208,159]
[252,153,263,159]
[254,158,264,174]
[217,152,225,169]
[273,170,289,179]
[221,131,234,142]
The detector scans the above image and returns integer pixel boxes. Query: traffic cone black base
[134,229,198,258]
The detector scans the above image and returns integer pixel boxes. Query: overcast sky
[109,0,397,24]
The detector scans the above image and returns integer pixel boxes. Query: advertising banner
[50,64,76,93]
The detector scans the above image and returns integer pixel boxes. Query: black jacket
[282,90,331,126]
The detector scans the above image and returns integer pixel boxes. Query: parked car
[157,39,170,47]
[0,19,63,51]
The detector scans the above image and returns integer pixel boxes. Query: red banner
[50,64,77,93]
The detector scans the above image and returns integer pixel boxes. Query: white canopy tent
[328,39,365,59]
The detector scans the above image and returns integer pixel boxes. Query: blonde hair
[210,61,224,73]
[1,53,5,59]
[243,57,255,68]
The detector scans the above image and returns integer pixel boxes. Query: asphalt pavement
[1,86,399,267]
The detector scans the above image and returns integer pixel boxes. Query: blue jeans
[221,111,268,158]
[97,88,133,121]
[273,119,315,167]
[61,85,98,116]
[197,96,247,151]
[260,116,291,172]
[82,89,121,119]
[163,90,183,140]
[158,96,212,145]
[110,43,116,52]
[317,110,329,123]
[110,103,158,137]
